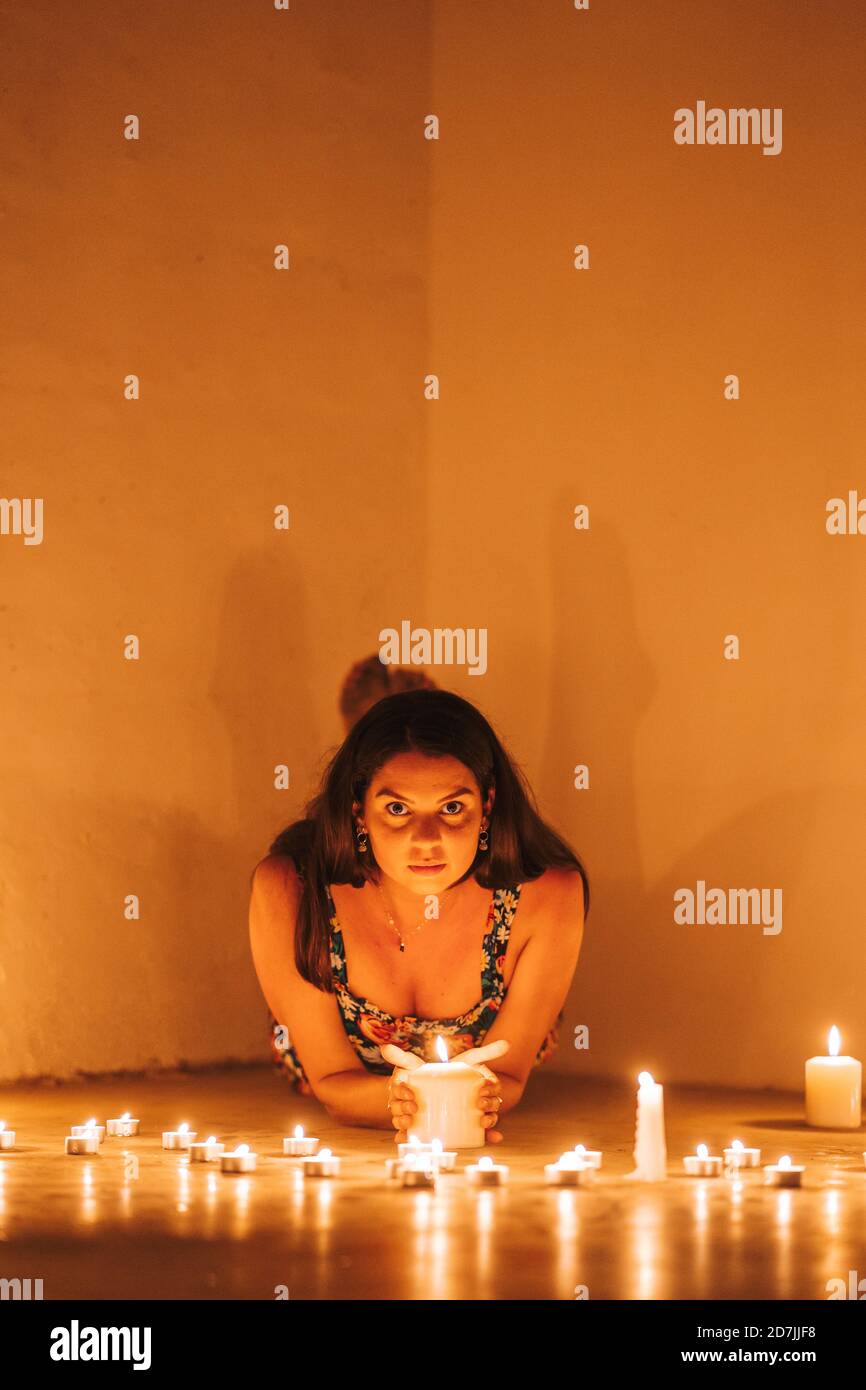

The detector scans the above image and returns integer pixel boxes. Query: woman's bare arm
[248,855,394,1128]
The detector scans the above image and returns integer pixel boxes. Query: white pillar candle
[545,1151,594,1186]
[0,1122,15,1151]
[300,1147,341,1177]
[683,1143,723,1177]
[764,1154,804,1187]
[162,1123,196,1150]
[283,1124,319,1156]
[65,1132,100,1155]
[402,1036,489,1148]
[220,1143,256,1173]
[106,1113,140,1137]
[189,1136,225,1163]
[71,1119,105,1143]
[805,1027,862,1128]
[465,1155,508,1186]
[723,1139,761,1169]
[571,1143,602,1170]
[630,1071,667,1181]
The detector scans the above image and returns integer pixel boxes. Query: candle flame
[559,1151,583,1168]
[778,1155,792,1168]
[178,1122,189,1134]
[294,1124,304,1139]
[319,1148,332,1158]
[638,1071,655,1087]
[206,1136,217,1145]
[120,1112,130,1121]
[574,1143,586,1155]
[86,1117,97,1127]
[234,1144,250,1156]
[435,1035,449,1063]
[478,1156,493,1168]
[0,1122,5,1133]
[407,1134,421,1147]
[697,1143,708,1159]
[828,1025,841,1057]
[732,1139,744,1151]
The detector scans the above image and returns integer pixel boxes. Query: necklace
[376,879,444,953]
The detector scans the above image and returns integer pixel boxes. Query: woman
[248,689,590,1144]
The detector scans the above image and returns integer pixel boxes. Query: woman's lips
[408,863,446,874]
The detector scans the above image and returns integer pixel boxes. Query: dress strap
[482,885,522,984]
[324,884,349,985]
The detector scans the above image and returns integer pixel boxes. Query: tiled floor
[1,1068,864,1299]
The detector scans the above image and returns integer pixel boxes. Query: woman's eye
[384,802,465,817]
[442,802,465,816]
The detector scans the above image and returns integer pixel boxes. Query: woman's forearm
[317,1070,394,1128]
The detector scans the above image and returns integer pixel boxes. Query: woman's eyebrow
[373,786,475,801]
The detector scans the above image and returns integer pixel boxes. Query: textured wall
[2,1,863,1091]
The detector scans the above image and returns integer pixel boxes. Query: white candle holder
[570,1144,602,1170]
[723,1141,761,1169]
[300,1148,341,1177]
[400,1157,437,1188]
[65,1133,100,1155]
[189,1137,225,1163]
[683,1145,723,1177]
[465,1156,508,1186]
[545,1153,594,1186]
[283,1126,319,1156]
[106,1115,140,1137]
[220,1144,257,1173]
[0,1124,16,1151]
[764,1156,804,1188]
[71,1122,105,1144]
[397,1138,436,1160]
[162,1126,196,1151]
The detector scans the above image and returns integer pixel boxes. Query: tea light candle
[571,1143,602,1170]
[65,1130,100,1155]
[723,1139,761,1169]
[805,1027,862,1129]
[545,1151,594,1186]
[220,1143,257,1173]
[397,1135,436,1161]
[283,1124,319,1157]
[428,1138,457,1173]
[106,1112,140,1137]
[0,1122,15,1151]
[385,1157,408,1180]
[301,1147,341,1177]
[400,1155,436,1188]
[465,1155,508,1186]
[631,1071,667,1181]
[683,1143,722,1177]
[189,1136,225,1163]
[162,1123,196,1150]
[764,1154,804,1187]
[71,1119,105,1143]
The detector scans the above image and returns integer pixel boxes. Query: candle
[428,1138,457,1173]
[571,1143,602,1170]
[385,1157,408,1180]
[106,1112,140,1137]
[162,1123,196,1150]
[283,1124,319,1157]
[764,1154,804,1187]
[0,1122,15,1151]
[301,1147,341,1177]
[723,1139,761,1169]
[65,1128,100,1155]
[465,1155,509,1186]
[400,1155,437,1188]
[397,1135,436,1160]
[71,1119,105,1143]
[220,1143,257,1173]
[545,1151,594,1186]
[384,1036,510,1149]
[189,1136,225,1163]
[683,1143,723,1177]
[630,1071,667,1181]
[805,1027,862,1128]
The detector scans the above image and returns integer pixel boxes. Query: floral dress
[268,881,562,1095]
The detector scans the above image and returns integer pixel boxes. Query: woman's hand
[387,1064,504,1144]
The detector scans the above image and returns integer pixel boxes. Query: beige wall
[3,1,864,1091]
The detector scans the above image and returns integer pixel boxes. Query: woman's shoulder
[251,853,306,911]
[516,866,586,927]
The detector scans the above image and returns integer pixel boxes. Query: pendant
[399,942,405,953]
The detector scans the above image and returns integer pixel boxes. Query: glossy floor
[1,1068,864,1299]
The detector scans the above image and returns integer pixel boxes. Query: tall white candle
[805,1026,862,1129]
[630,1071,667,1181]
[403,1036,487,1148]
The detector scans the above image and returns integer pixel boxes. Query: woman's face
[356,750,493,894]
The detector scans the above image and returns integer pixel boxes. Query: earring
[478,826,489,852]
[356,826,368,853]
